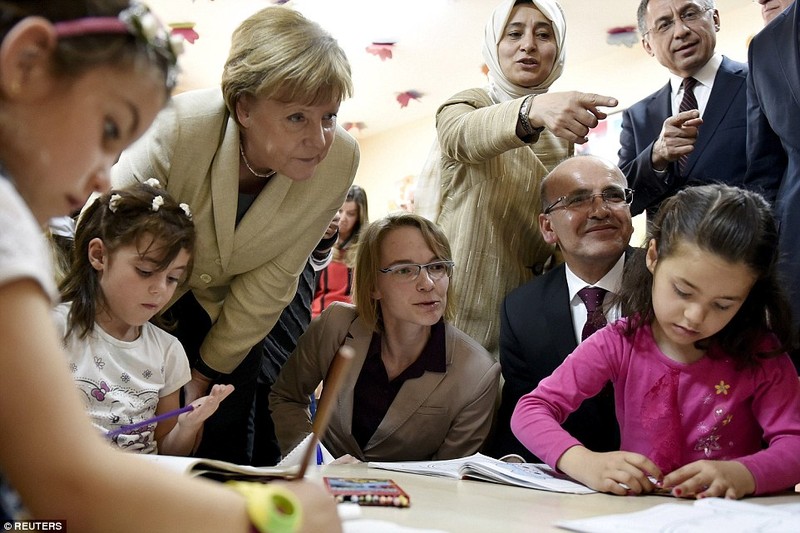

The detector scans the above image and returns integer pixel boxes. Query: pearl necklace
[239,142,276,179]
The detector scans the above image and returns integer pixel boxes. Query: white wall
[353,1,763,223]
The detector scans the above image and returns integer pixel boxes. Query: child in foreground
[0,1,339,530]
[512,184,800,499]
[56,181,232,455]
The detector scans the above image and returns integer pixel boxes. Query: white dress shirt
[565,254,626,345]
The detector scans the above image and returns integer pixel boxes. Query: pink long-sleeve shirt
[511,320,800,495]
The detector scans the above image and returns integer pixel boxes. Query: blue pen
[316,443,323,465]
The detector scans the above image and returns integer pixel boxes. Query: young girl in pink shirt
[512,184,800,499]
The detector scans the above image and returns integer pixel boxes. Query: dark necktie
[678,77,698,175]
[578,287,608,341]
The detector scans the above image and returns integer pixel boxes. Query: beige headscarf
[482,0,567,103]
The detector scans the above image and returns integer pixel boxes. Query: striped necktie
[678,77,698,176]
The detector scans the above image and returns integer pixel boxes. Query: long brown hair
[59,181,195,340]
[617,184,794,366]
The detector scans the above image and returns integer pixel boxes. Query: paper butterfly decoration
[396,90,423,108]
[342,122,367,132]
[606,26,638,47]
[169,22,199,44]
[366,42,395,61]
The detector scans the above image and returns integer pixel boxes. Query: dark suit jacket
[618,56,748,216]
[745,5,800,372]
[491,254,631,461]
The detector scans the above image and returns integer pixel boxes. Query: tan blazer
[269,303,500,462]
[111,88,359,373]
[432,88,571,356]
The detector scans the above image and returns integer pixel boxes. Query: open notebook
[140,434,334,482]
[139,433,334,481]
[370,452,595,494]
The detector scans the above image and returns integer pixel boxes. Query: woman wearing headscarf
[417,0,617,356]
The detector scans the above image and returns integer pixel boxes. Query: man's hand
[184,368,214,406]
[651,110,703,170]
[323,211,341,240]
[528,91,618,144]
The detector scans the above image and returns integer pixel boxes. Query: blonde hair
[221,6,353,121]
[352,213,455,332]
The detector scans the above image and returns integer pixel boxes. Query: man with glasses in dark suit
[619,0,748,218]
[492,155,633,461]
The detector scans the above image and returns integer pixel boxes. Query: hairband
[108,179,192,220]
[52,1,183,88]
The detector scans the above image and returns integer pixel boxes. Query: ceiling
[147,0,762,140]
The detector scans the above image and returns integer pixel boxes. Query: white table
[313,464,800,533]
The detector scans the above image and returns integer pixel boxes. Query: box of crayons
[323,477,410,508]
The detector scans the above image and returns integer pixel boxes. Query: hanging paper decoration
[396,90,423,108]
[606,26,639,47]
[342,122,367,132]
[366,42,395,61]
[169,22,199,44]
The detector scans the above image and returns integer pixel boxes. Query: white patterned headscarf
[482,0,567,103]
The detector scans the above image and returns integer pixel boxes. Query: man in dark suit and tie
[491,155,634,461]
[619,0,748,217]
[744,1,800,372]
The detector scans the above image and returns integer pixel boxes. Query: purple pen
[106,404,194,438]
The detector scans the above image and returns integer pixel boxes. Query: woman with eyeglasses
[270,213,500,462]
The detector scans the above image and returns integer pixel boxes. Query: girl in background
[312,184,369,317]
[0,1,340,530]
[512,184,800,499]
[57,181,232,455]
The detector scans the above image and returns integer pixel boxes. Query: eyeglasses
[379,260,454,282]
[643,6,713,38]
[544,188,634,215]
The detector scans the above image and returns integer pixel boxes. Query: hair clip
[109,194,123,213]
[151,195,164,212]
[52,1,183,88]
[179,203,192,220]
[144,178,162,188]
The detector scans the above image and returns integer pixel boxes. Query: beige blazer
[111,88,359,373]
[269,303,500,462]
[433,87,572,356]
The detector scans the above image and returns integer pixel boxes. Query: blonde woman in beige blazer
[270,214,500,461]
[419,0,617,356]
[111,7,359,463]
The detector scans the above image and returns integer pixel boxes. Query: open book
[369,452,594,494]
[140,434,334,482]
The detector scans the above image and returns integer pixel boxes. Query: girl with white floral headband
[56,180,234,456]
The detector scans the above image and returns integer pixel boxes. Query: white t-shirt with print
[52,302,191,454]
[0,177,58,302]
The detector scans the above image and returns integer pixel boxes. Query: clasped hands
[557,446,756,500]
[651,110,703,171]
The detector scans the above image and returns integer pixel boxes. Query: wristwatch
[519,94,545,142]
